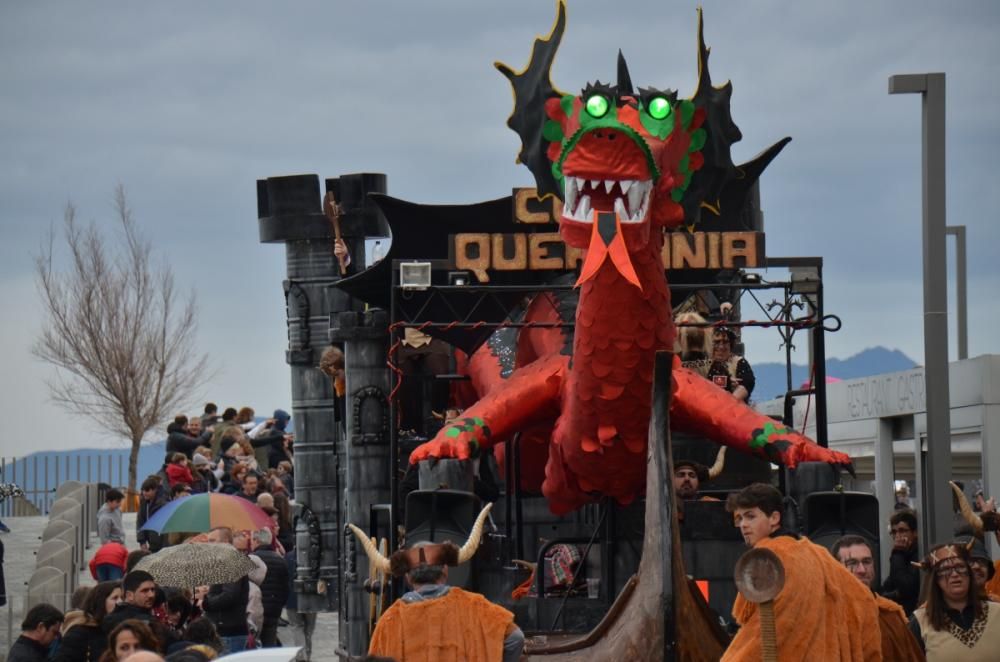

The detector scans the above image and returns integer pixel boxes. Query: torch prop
[323,191,347,275]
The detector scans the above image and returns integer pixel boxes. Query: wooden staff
[734,547,786,662]
[323,191,348,275]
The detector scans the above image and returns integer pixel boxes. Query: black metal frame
[384,257,832,630]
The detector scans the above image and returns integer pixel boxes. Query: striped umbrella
[139,493,273,534]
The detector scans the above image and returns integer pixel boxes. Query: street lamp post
[888,73,952,549]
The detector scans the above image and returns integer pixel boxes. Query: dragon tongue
[574,211,643,291]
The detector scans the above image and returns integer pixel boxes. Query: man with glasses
[832,535,925,660]
[880,509,921,615]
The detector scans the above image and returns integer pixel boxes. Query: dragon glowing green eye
[647,96,671,120]
[585,95,610,118]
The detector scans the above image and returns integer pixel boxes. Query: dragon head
[498,2,784,290]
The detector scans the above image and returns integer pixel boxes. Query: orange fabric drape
[369,587,513,662]
[985,560,1000,597]
[875,594,925,661]
[722,536,882,662]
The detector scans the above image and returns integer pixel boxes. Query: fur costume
[723,535,881,661]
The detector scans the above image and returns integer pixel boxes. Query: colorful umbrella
[134,542,258,588]
[139,493,273,534]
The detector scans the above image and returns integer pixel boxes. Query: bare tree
[33,185,210,495]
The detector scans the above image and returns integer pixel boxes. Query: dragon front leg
[408,354,568,464]
[670,361,854,473]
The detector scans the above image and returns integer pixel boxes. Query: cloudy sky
[2,1,997,455]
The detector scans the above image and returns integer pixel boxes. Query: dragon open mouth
[562,177,652,224]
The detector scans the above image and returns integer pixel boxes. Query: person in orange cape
[349,505,524,662]
[832,534,925,661]
[721,483,882,662]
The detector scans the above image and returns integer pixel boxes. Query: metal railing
[1,455,126,516]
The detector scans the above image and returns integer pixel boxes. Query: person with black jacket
[7,603,63,662]
[136,478,168,552]
[103,571,157,635]
[200,576,250,654]
[51,581,121,662]
[165,420,206,460]
[251,528,289,647]
[880,509,921,615]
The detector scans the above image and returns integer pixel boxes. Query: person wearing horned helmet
[349,504,524,662]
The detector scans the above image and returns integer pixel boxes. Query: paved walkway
[0,513,339,660]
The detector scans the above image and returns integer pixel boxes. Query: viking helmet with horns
[911,539,975,572]
[349,504,493,578]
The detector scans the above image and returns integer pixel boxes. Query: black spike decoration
[617,50,634,97]
[495,1,567,201]
[684,7,790,225]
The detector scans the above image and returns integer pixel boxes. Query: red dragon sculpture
[410,3,853,515]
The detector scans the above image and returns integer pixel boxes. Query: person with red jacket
[164,453,195,488]
[89,541,129,581]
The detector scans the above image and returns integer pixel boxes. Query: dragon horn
[457,503,494,565]
[512,559,537,572]
[348,524,392,574]
[950,481,984,538]
[708,446,727,480]
[617,49,634,96]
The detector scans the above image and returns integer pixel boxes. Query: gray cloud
[1,0,997,452]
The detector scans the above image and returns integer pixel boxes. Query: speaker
[802,491,881,575]
[404,489,482,588]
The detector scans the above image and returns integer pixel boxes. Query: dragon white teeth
[563,177,578,214]
[627,180,645,214]
[603,180,615,194]
[620,179,634,195]
[575,177,587,191]
[578,195,591,221]
[614,197,629,220]
[590,179,600,189]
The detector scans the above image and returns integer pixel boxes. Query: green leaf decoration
[560,95,575,118]
[473,417,485,426]
[543,120,564,143]
[689,128,707,152]
[749,422,790,449]
[679,100,695,129]
[678,155,690,174]
[445,427,460,438]
[671,188,684,202]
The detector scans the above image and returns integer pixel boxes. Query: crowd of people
[8,403,312,661]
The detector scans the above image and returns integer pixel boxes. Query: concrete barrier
[49,498,85,567]
[41,519,77,560]
[55,480,91,549]
[26,566,68,612]
[86,483,100,536]
[34,539,76,599]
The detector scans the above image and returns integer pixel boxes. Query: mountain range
[751,346,917,402]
